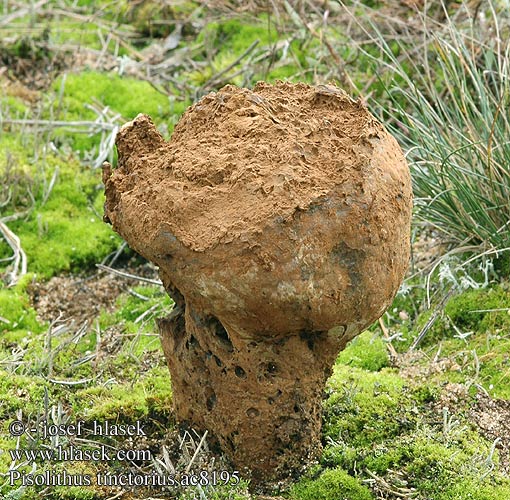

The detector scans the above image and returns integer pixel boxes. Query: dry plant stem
[198,39,260,93]
[96,264,162,286]
[0,118,117,131]
[410,288,455,350]
[378,317,398,359]
[0,220,27,285]
[0,0,49,28]
[49,8,142,59]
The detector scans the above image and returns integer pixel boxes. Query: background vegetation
[1,1,509,499]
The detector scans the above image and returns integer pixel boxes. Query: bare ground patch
[29,262,160,325]
[470,394,510,474]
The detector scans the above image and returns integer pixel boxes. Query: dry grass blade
[184,430,208,474]
[0,0,49,28]
[198,39,260,94]
[378,317,398,359]
[0,118,118,131]
[410,288,455,350]
[96,264,162,286]
[0,220,27,285]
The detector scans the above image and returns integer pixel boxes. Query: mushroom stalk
[103,82,412,483]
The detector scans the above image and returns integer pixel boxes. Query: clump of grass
[360,3,510,257]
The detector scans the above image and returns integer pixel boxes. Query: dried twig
[198,39,260,93]
[0,118,118,131]
[184,430,209,474]
[365,468,418,498]
[96,264,162,286]
[0,0,49,28]
[0,220,27,285]
[409,288,455,350]
[378,317,398,359]
[46,377,94,386]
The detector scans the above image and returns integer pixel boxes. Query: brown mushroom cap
[104,81,412,341]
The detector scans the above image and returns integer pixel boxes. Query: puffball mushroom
[102,82,412,483]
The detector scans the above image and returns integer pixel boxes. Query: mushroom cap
[104,82,412,339]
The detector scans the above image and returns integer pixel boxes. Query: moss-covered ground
[1,1,509,499]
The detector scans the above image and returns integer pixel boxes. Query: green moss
[51,71,182,154]
[445,286,510,333]
[1,94,30,116]
[188,17,281,87]
[394,433,510,499]
[0,371,54,418]
[49,487,98,500]
[1,155,120,278]
[434,479,510,500]
[0,133,37,213]
[1,487,28,500]
[423,332,510,399]
[198,18,276,58]
[324,366,410,447]
[336,331,389,371]
[0,133,28,163]
[412,384,439,404]
[179,479,252,500]
[96,285,172,359]
[73,365,172,421]
[1,130,120,279]
[266,64,303,82]
[48,20,114,52]
[321,360,510,499]
[291,467,373,500]
[396,283,510,398]
[109,285,172,324]
[0,280,44,336]
[0,435,15,474]
[56,71,171,121]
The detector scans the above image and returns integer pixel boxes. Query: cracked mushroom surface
[103,81,412,483]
